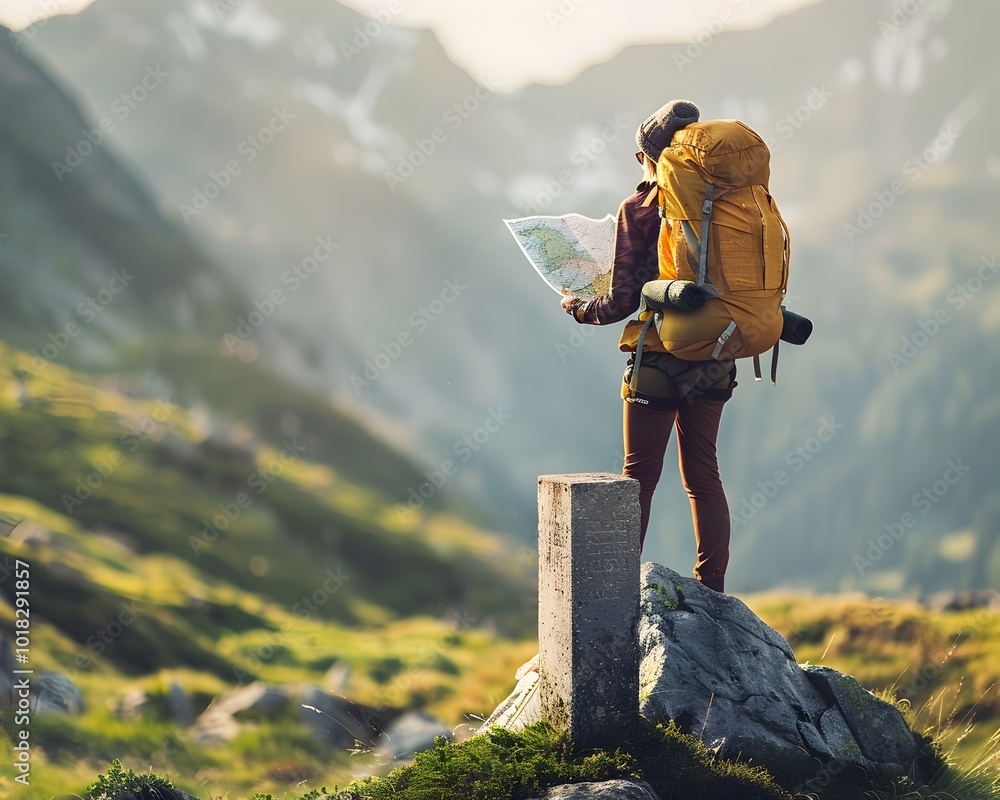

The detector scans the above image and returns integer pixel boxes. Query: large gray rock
[190,682,288,745]
[375,710,450,761]
[165,681,195,726]
[32,672,84,715]
[638,563,923,781]
[116,681,194,726]
[116,687,152,718]
[299,687,388,749]
[210,681,288,720]
[483,562,928,785]
[189,708,241,746]
[535,779,661,799]
[803,666,919,768]
[922,589,1000,613]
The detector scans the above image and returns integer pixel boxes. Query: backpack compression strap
[628,303,661,400]
[751,340,781,385]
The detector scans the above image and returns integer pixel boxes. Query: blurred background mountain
[1,0,997,608]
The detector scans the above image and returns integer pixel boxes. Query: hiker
[559,100,736,594]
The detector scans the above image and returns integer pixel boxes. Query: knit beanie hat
[635,100,700,159]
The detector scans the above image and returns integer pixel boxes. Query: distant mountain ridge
[16,0,1000,595]
[0,24,531,630]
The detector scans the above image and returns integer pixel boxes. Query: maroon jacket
[577,181,661,325]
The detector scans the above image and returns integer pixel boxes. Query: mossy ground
[342,719,791,800]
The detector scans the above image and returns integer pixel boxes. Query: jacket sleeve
[577,188,661,325]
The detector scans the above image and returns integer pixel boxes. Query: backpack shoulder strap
[696,184,715,287]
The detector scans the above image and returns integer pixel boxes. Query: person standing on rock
[559,100,735,594]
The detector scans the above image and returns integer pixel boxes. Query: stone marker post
[537,472,641,750]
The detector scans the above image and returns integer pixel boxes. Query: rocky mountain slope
[0,21,535,685]
[15,0,1000,594]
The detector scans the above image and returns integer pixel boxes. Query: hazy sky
[1,0,822,90]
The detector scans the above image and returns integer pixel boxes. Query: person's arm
[574,188,661,325]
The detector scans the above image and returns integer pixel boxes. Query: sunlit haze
[1,0,823,90]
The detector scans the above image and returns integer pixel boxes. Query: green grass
[73,715,998,800]
[0,340,538,798]
[0,342,535,636]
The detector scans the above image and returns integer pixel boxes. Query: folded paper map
[503,213,616,299]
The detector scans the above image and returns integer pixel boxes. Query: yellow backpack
[618,119,790,388]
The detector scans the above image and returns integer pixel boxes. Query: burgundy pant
[622,398,730,592]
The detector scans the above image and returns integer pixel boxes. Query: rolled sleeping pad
[779,308,812,345]
[641,280,717,312]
